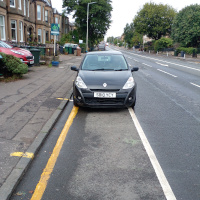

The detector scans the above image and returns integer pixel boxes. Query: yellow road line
[10,152,34,159]
[56,98,69,101]
[31,106,79,200]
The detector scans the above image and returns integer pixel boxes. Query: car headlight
[123,77,135,89]
[75,76,87,89]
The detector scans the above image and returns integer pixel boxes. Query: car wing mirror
[131,67,139,72]
[71,66,79,71]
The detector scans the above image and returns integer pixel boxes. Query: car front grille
[85,97,125,105]
[90,89,120,92]
[26,56,33,60]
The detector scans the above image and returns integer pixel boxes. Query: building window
[27,1,29,17]
[43,29,45,44]
[37,5,41,20]
[11,20,17,41]
[45,10,48,22]
[38,29,41,43]
[43,7,44,21]
[24,0,26,16]
[18,0,21,9]
[55,17,58,24]
[10,0,15,7]
[0,15,6,40]
[46,31,49,42]
[19,21,23,42]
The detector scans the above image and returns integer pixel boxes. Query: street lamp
[86,2,96,52]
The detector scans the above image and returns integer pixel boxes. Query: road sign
[51,24,60,35]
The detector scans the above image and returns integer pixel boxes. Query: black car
[71,51,139,108]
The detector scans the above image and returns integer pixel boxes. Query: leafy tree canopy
[171,4,200,47]
[63,0,112,46]
[133,3,176,40]
[123,23,134,47]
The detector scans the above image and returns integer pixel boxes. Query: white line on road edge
[156,62,169,66]
[142,63,152,67]
[157,69,177,78]
[190,82,200,88]
[128,108,176,200]
[127,51,200,72]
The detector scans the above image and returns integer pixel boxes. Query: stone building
[0,0,69,44]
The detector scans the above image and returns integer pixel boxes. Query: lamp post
[86,2,96,52]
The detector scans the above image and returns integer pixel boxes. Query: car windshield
[0,41,12,48]
[81,55,128,71]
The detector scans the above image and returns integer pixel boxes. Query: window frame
[24,0,26,16]
[38,28,41,43]
[27,0,29,17]
[11,20,17,42]
[37,5,41,20]
[0,15,6,41]
[43,29,45,44]
[10,0,15,8]
[45,10,48,22]
[19,21,23,42]
[18,0,21,10]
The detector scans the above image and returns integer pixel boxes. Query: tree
[133,3,176,40]
[171,4,200,47]
[154,37,173,52]
[123,23,134,48]
[131,32,143,47]
[63,0,112,47]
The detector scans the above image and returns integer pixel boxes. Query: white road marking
[142,63,152,67]
[190,82,200,88]
[133,59,139,62]
[127,52,200,72]
[156,62,169,66]
[157,69,177,78]
[128,108,176,200]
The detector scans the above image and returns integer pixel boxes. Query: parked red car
[0,41,34,66]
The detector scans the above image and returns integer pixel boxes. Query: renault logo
[103,83,107,87]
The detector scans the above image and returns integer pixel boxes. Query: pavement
[0,54,83,200]
[0,48,199,200]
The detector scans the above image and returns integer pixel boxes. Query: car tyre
[73,95,79,107]
[131,98,136,110]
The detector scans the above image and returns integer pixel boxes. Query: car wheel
[131,98,136,110]
[73,95,79,107]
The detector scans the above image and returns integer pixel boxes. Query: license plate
[30,61,34,64]
[94,92,116,98]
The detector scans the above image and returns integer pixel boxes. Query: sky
[51,0,200,39]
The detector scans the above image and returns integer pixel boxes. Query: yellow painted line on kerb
[10,152,34,159]
[56,98,73,102]
[31,106,79,200]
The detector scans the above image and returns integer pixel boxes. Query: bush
[154,37,173,52]
[0,52,28,77]
[176,47,197,55]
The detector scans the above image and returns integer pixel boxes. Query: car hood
[13,47,33,56]
[79,70,132,89]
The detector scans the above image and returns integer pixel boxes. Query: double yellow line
[31,106,79,200]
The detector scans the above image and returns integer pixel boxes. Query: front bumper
[73,85,137,108]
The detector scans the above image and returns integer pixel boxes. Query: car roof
[86,51,123,55]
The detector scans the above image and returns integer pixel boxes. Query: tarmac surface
[0,54,83,200]
[0,48,199,200]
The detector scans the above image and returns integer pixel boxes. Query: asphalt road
[9,47,200,200]
[114,47,200,200]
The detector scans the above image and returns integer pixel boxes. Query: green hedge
[154,38,173,52]
[0,52,28,77]
[176,47,197,55]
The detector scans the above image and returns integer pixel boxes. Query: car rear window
[82,55,128,71]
